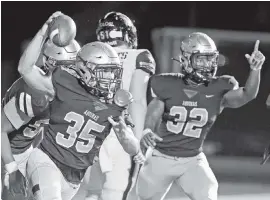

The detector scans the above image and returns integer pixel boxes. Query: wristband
[142,128,152,137]
[5,161,18,174]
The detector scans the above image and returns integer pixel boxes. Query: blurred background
[2,2,270,200]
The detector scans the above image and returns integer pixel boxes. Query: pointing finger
[254,40,260,52]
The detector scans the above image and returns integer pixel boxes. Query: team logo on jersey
[183,89,198,99]
[93,101,108,111]
[182,101,197,107]
[84,110,100,121]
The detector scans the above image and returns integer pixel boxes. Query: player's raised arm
[129,50,156,140]
[221,40,265,108]
[18,12,63,97]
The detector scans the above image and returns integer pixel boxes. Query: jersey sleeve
[149,75,168,101]
[2,89,48,130]
[135,50,156,75]
[219,75,239,92]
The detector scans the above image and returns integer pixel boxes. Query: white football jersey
[114,47,156,90]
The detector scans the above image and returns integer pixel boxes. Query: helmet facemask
[76,55,123,100]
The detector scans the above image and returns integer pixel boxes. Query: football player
[138,32,265,200]
[18,11,141,200]
[1,24,80,200]
[1,78,49,200]
[72,12,156,200]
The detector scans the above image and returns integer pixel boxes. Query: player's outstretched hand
[140,129,163,150]
[108,116,129,135]
[4,170,27,197]
[133,151,146,165]
[40,11,64,36]
[245,40,265,71]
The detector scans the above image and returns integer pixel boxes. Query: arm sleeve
[219,75,239,93]
[135,50,156,75]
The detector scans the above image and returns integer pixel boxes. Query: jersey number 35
[56,112,105,153]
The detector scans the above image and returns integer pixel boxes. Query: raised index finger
[254,40,260,52]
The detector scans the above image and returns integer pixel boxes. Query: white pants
[1,145,33,177]
[13,145,34,176]
[26,148,80,200]
[1,146,33,199]
[80,132,132,197]
[137,150,218,200]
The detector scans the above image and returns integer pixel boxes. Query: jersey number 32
[166,106,208,138]
[56,112,105,153]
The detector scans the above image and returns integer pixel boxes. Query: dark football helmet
[180,32,219,86]
[96,11,138,49]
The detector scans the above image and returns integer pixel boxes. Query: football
[48,14,77,47]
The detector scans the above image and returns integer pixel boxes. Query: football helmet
[75,41,123,100]
[42,39,80,73]
[180,32,219,85]
[96,11,138,49]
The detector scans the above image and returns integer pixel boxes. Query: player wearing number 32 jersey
[18,17,141,200]
[138,32,265,200]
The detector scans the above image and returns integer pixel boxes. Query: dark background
[2,1,270,157]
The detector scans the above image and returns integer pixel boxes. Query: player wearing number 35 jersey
[72,12,156,200]
[18,15,141,200]
[138,32,265,200]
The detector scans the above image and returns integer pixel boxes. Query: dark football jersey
[39,67,125,184]
[150,73,236,157]
[2,78,49,154]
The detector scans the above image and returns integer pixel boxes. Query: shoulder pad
[150,74,182,100]
[2,79,49,129]
[136,49,156,75]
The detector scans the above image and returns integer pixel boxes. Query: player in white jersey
[72,12,156,200]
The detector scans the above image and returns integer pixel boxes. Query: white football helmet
[42,39,80,73]
[180,32,219,85]
[75,41,123,100]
